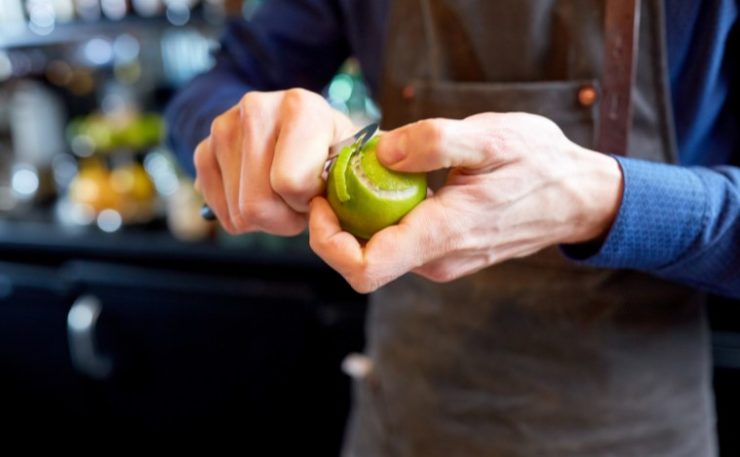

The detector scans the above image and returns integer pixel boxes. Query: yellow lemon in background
[110,162,157,223]
[110,163,155,202]
[69,160,119,212]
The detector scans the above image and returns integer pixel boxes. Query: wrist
[561,147,624,244]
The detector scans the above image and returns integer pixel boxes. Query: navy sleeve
[165,0,351,176]
[563,157,740,299]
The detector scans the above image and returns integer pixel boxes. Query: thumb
[375,118,496,173]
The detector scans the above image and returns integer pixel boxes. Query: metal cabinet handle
[67,295,112,379]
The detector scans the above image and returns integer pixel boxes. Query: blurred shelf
[0,216,321,271]
[0,16,219,50]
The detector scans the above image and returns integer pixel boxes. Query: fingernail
[379,133,407,165]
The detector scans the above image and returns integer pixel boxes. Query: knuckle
[238,200,275,229]
[350,276,377,294]
[210,116,231,139]
[212,144,228,161]
[239,92,269,124]
[264,214,305,237]
[418,118,444,144]
[309,234,334,260]
[193,142,211,171]
[270,170,311,205]
[351,262,382,294]
[309,227,332,252]
[308,230,323,252]
[481,136,500,158]
[229,213,251,233]
[284,87,309,101]
[239,90,263,109]
[283,88,305,104]
[482,131,515,161]
[220,221,240,236]
[281,88,317,114]
[420,264,456,283]
[415,118,447,160]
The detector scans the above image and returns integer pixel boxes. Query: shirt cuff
[561,156,707,270]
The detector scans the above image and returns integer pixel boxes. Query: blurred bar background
[0,0,375,451]
[0,0,737,454]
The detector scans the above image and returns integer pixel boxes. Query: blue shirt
[166,0,740,298]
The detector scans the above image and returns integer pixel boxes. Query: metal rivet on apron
[402,84,415,100]
[341,353,374,380]
[578,85,598,107]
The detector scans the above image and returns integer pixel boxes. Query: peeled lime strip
[331,144,355,203]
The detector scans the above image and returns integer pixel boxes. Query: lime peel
[331,144,354,202]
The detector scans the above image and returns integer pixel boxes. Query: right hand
[194,88,356,235]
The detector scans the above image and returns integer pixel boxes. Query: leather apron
[342,1,717,456]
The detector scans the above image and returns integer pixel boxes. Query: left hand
[309,112,624,293]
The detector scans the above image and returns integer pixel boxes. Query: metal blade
[321,123,379,181]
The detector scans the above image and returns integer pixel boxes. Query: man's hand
[194,89,356,235]
[308,113,624,293]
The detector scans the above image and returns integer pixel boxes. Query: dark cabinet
[709,297,740,457]
[0,223,367,452]
[0,262,89,431]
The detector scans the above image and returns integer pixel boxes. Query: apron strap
[598,0,642,156]
[419,0,442,81]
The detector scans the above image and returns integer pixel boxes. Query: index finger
[271,91,356,213]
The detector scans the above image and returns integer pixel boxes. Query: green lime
[326,136,427,239]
